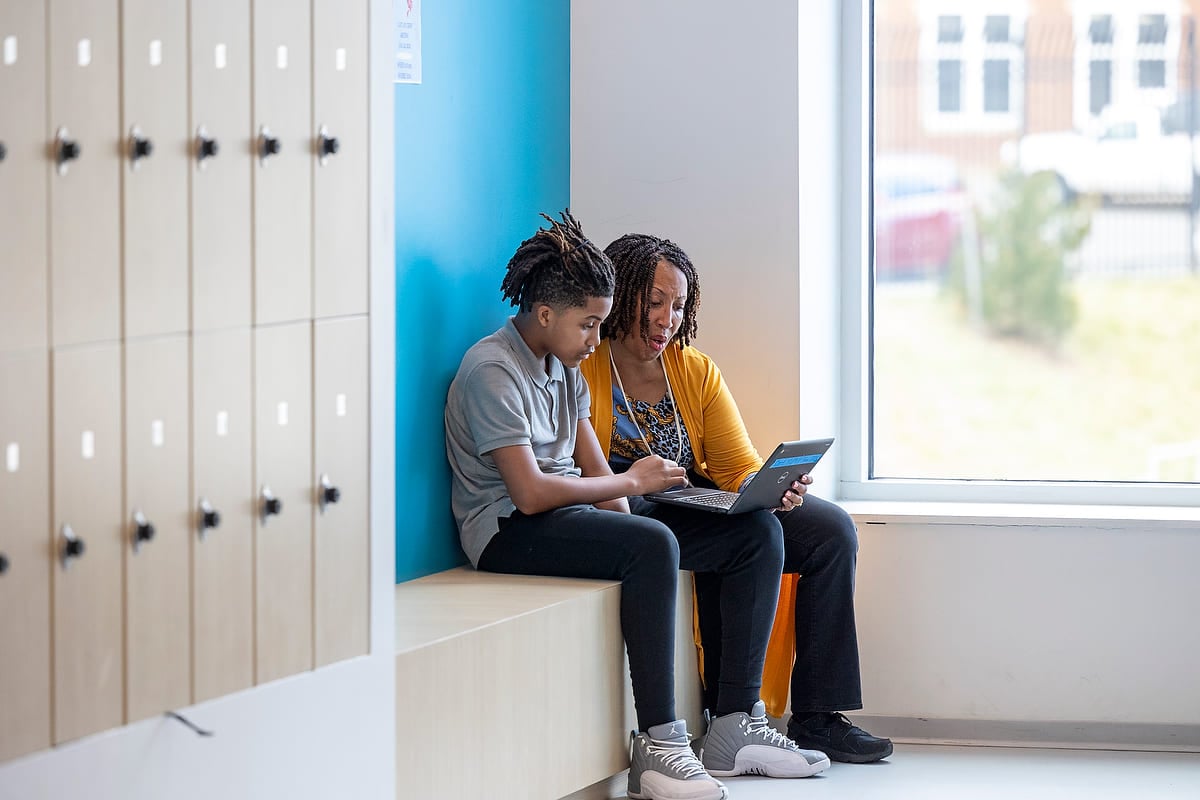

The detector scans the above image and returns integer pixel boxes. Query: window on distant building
[920,3,1026,132]
[1072,2,1179,127]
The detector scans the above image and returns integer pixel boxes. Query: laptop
[644,438,834,514]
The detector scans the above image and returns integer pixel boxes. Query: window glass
[938,59,962,112]
[872,0,1200,486]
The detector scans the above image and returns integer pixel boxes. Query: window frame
[837,0,1200,509]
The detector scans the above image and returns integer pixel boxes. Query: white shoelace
[745,714,800,751]
[646,737,709,778]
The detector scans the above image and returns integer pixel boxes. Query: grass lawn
[872,275,1200,482]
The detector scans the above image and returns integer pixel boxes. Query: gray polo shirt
[445,317,588,566]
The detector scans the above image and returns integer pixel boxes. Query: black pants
[478,501,783,731]
[696,493,863,715]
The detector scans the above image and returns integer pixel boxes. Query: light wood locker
[252,0,312,326]
[124,336,191,722]
[52,344,123,744]
[190,0,252,333]
[0,349,51,762]
[312,0,368,319]
[121,0,189,339]
[48,0,121,347]
[192,328,254,703]
[0,2,49,352]
[254,322,313,683]
[313,317,369,667]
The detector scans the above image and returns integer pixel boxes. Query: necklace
[609,347,685,463]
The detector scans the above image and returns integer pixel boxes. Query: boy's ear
[535,303,554,328]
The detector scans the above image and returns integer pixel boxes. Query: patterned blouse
[607,384,696,473]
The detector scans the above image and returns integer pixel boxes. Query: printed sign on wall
[394,0,422,83]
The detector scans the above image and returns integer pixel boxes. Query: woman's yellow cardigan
[579,340,797,717]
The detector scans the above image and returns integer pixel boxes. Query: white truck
[1003,100,1200,204]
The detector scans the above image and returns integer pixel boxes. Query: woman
[445,212,819,800]
[579,232,893,764]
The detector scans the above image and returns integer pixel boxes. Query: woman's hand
[778,473,813,512]
[626,455,688,495]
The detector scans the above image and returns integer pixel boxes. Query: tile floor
[611,743,1200,799]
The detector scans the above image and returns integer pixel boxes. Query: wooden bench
[395,566,700,799]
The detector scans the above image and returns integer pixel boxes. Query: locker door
[124,337,190,722]
[0,350,51,762]
[312,0,367,319]
[252,0,312,326]
[255,322,313,683]
[313,317,368,667]
[122,0,189,339]
[0,2,49,352]
[48,0,120,347]
[192,328,254,703]
[52,344,123,744]
[190,0,252,333]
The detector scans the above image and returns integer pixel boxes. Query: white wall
[0,2,397,796]
[571,0,1200,739]
[571,0,805,454]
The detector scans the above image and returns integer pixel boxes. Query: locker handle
[260,486,283,524]
[128,126,154,169]
[318,473,341,514]
[54,127,81,176]
[197,497,222,540]
[131,509,156,553]
[195,126,219,168]
[0,141,6,162]
[317,124,340,166]
[60,524,86,569]
[0,552,9,575]
[258,126,281,165]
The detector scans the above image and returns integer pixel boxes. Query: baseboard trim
[848,715,1200,753]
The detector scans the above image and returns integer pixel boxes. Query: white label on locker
[277,402,289,426]
[276,45,288,70]
[81,430,95,460]
[149,39,162,67]
[151,419,165,447]
[214,43,227,70]
[335,48,347,71]
[216,410,229,437]
[3,36,16,66]
[5,443,18,473]
[336,393,347,417]
[77,39,92,67]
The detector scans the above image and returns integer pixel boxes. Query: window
[918,3,1026,132]
[854,0,1200,506]
[1072,3,1179,127]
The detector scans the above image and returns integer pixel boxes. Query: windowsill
[838,499,1200,529]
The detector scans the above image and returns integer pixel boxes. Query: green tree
[950,169,1092,346]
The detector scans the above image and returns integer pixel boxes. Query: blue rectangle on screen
[770,454,822,468]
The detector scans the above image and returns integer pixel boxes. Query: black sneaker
[786,712,893,763]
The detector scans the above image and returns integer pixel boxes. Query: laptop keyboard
[684,491,738,509]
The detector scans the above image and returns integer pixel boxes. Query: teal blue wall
[393,2,570,582]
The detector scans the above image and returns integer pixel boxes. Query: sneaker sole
[629,774,729,800]
[703,749,831,778]
[787,735,894,764]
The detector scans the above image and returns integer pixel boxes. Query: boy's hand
[626,455,688,495]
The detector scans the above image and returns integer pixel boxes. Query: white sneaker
[699,701,830,778]
[628,720,729,800]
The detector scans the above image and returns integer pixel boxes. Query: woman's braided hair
[602,233,701,347]
[500,210,614,311]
